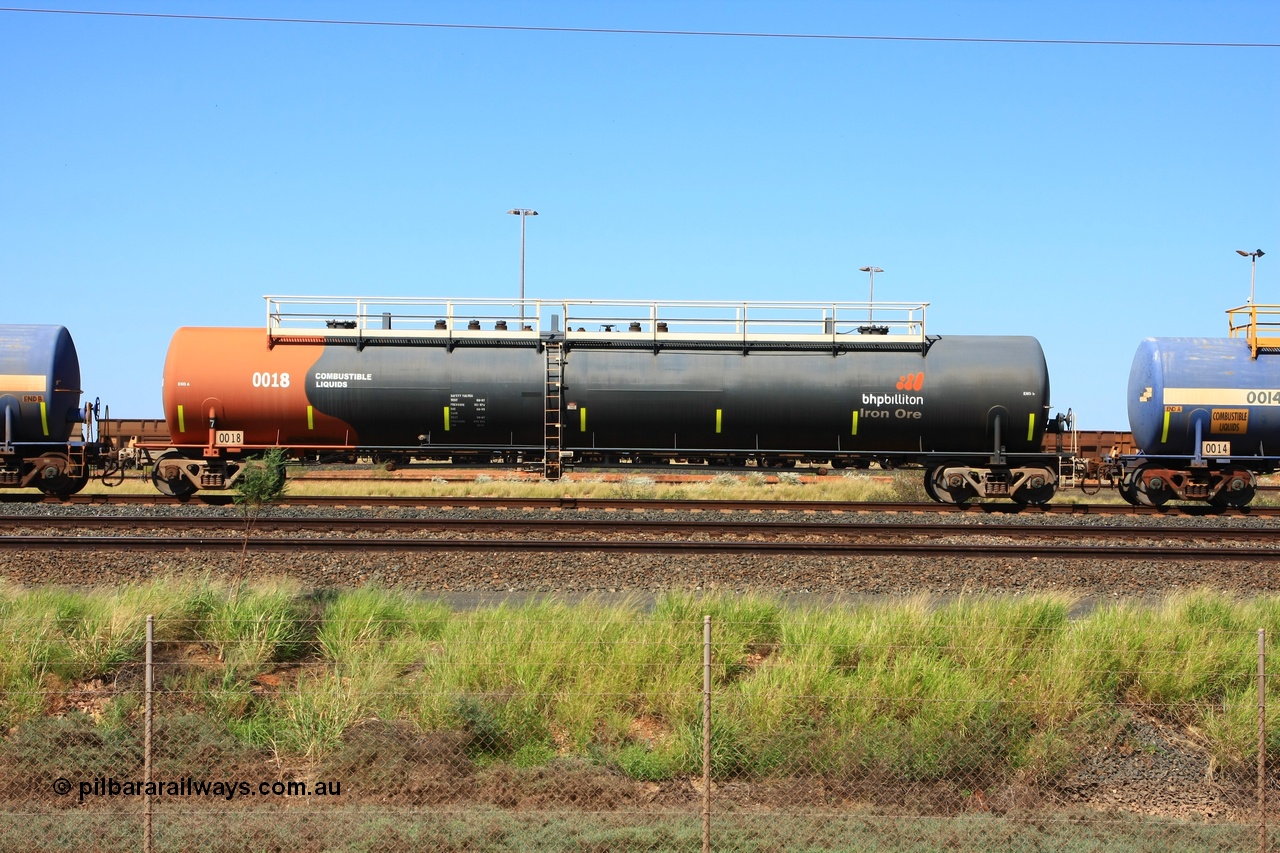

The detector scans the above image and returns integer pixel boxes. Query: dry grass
[74,465,1136,504]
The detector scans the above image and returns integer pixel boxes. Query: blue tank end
[0,324,83,444]
[1127,337,1280,457]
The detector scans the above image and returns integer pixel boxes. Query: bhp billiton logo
[896,372,924,391]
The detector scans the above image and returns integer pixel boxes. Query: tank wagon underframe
[145,297,1061,504]
[1117,456,1271,508]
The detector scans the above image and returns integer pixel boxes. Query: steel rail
[2,532,1280,558]
[2,535,1277,559]
[0,514,1275,543]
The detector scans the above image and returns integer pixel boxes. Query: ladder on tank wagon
[544,341,564,479]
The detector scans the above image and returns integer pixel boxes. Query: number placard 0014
[1202,440,1231,458]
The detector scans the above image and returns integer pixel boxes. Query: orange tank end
[162,327,356,448]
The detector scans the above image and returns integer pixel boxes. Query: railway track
[7,536,1273,560]
[1,514,1274,538]
[3,514,1276,561]
[3,505,1275,597]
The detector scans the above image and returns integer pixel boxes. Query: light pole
[1237,249,1266,305]
[858,266,883,324]
[507,209,538,325]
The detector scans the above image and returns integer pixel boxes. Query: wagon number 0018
[252,372,291,389]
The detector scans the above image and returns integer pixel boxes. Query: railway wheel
[927,462,976,505]
[151,451,197,498]
[1210,473,1256,508]
[33,455,89,499]
[1117,472,1141,506]
[1129,463,1172,508]
[923,469,942,502]
[57,468,91,500]
[1012,469,1057,506]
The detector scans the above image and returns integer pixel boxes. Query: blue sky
[2,1,1276,429]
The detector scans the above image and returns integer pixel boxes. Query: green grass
[7,582,1280,850]
[3,581,1280,784]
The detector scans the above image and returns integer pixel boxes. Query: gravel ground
[1056,716,1260,821]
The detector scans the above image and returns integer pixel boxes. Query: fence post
[703,615,712,853]
[1260,628,1267,853]
[1254,625,1264,850]
[144,614,154,853]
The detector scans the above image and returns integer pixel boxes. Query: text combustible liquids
[314,372,373,389]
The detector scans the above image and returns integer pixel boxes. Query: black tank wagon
[152,297,1065,504]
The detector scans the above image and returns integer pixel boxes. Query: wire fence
[2,605,1279,852]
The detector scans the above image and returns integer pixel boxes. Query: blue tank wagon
[0,324,95,497]
[1123,305,1280,506]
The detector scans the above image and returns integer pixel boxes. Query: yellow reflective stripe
[715,408,722,434]
[40,402,48,436]
[1161,410,1171,443]
[307,405,314,430]
[580,407,587,432]
[1026,413,1036,442]
[443,406,450,431]
[851,410,858,436]
[178,405,185,434]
